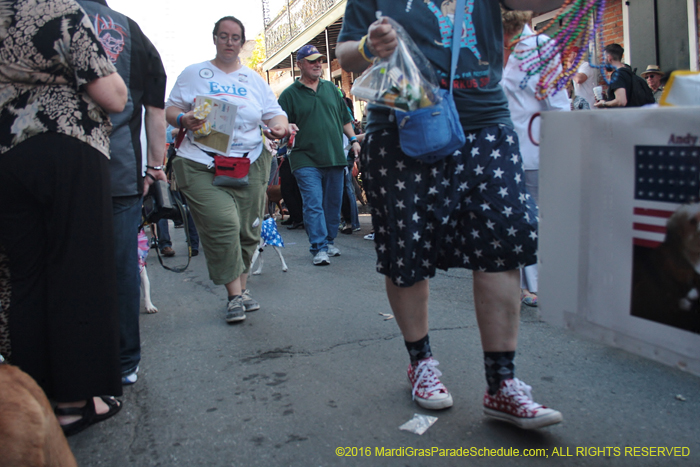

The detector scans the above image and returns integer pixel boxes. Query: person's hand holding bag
[367,16,398,59]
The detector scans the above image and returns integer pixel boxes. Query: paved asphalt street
[68,214,699,467]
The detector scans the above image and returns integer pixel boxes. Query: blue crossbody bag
[394,0,466,164]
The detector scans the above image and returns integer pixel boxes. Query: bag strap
[449,0,466,95]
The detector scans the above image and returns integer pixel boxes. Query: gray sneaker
[327,245,341,257]
[313,250,330,266]
[225,296,246,323]
[241,289,260,312]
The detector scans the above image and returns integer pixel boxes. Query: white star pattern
[364,128,538,287]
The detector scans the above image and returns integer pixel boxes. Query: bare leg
[473,269,520,352]
[225,276,242,297]
[385,277,429,342]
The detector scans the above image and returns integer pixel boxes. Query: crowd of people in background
[0,0,677,443]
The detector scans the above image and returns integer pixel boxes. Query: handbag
[394,0,466,164]
[212,154,250,187]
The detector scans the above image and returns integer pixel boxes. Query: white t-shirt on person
[573,62,599,108]
[167,61,286,165]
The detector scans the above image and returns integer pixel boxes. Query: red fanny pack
[212,154,250,187]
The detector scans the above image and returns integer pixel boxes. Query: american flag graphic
[633,145,700,248]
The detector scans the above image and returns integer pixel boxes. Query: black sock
[484,351,515,395]
[405,334,432,364]
[228,295,241,301]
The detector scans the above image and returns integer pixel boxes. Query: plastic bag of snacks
[351,14,440,112]
[193,100,212,138]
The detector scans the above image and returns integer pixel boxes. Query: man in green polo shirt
[278,44,361,266]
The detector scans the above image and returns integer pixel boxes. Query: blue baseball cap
[296,44,324,62]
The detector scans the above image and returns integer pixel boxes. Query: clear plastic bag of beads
[351,13,441,112]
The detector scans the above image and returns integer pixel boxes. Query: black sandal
[55,396,122,437]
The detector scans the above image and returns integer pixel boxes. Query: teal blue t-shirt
[338,0,512,132]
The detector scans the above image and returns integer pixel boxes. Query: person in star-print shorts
[362,125,538,287]
[337,0,565,430]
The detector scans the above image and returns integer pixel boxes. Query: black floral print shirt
[0,0,117,157]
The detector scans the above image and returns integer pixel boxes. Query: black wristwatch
[146,165,163,170]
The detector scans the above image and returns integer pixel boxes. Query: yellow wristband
[358,35,374,63]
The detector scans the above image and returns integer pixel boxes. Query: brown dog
[0,361,77,467]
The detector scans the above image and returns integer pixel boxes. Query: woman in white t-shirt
[165,16,293,324]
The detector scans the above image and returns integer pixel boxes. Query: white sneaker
[313,251,330,266]
[407,358,453,410]
[241,289,260,312]
[483,378,562,429]
[364,233,374,240]
[327,245,341,257]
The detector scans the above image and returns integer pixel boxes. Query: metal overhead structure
[261,0,346,75]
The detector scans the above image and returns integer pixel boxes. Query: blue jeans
[112,195,142,376]
[343,166,361,229]
[156,218,172,248]
[293,166,344,254]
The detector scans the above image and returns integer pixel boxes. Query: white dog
[250,218,288,275]
[138,229,158,313]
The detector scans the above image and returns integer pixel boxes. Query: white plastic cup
[593,86,603,101]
